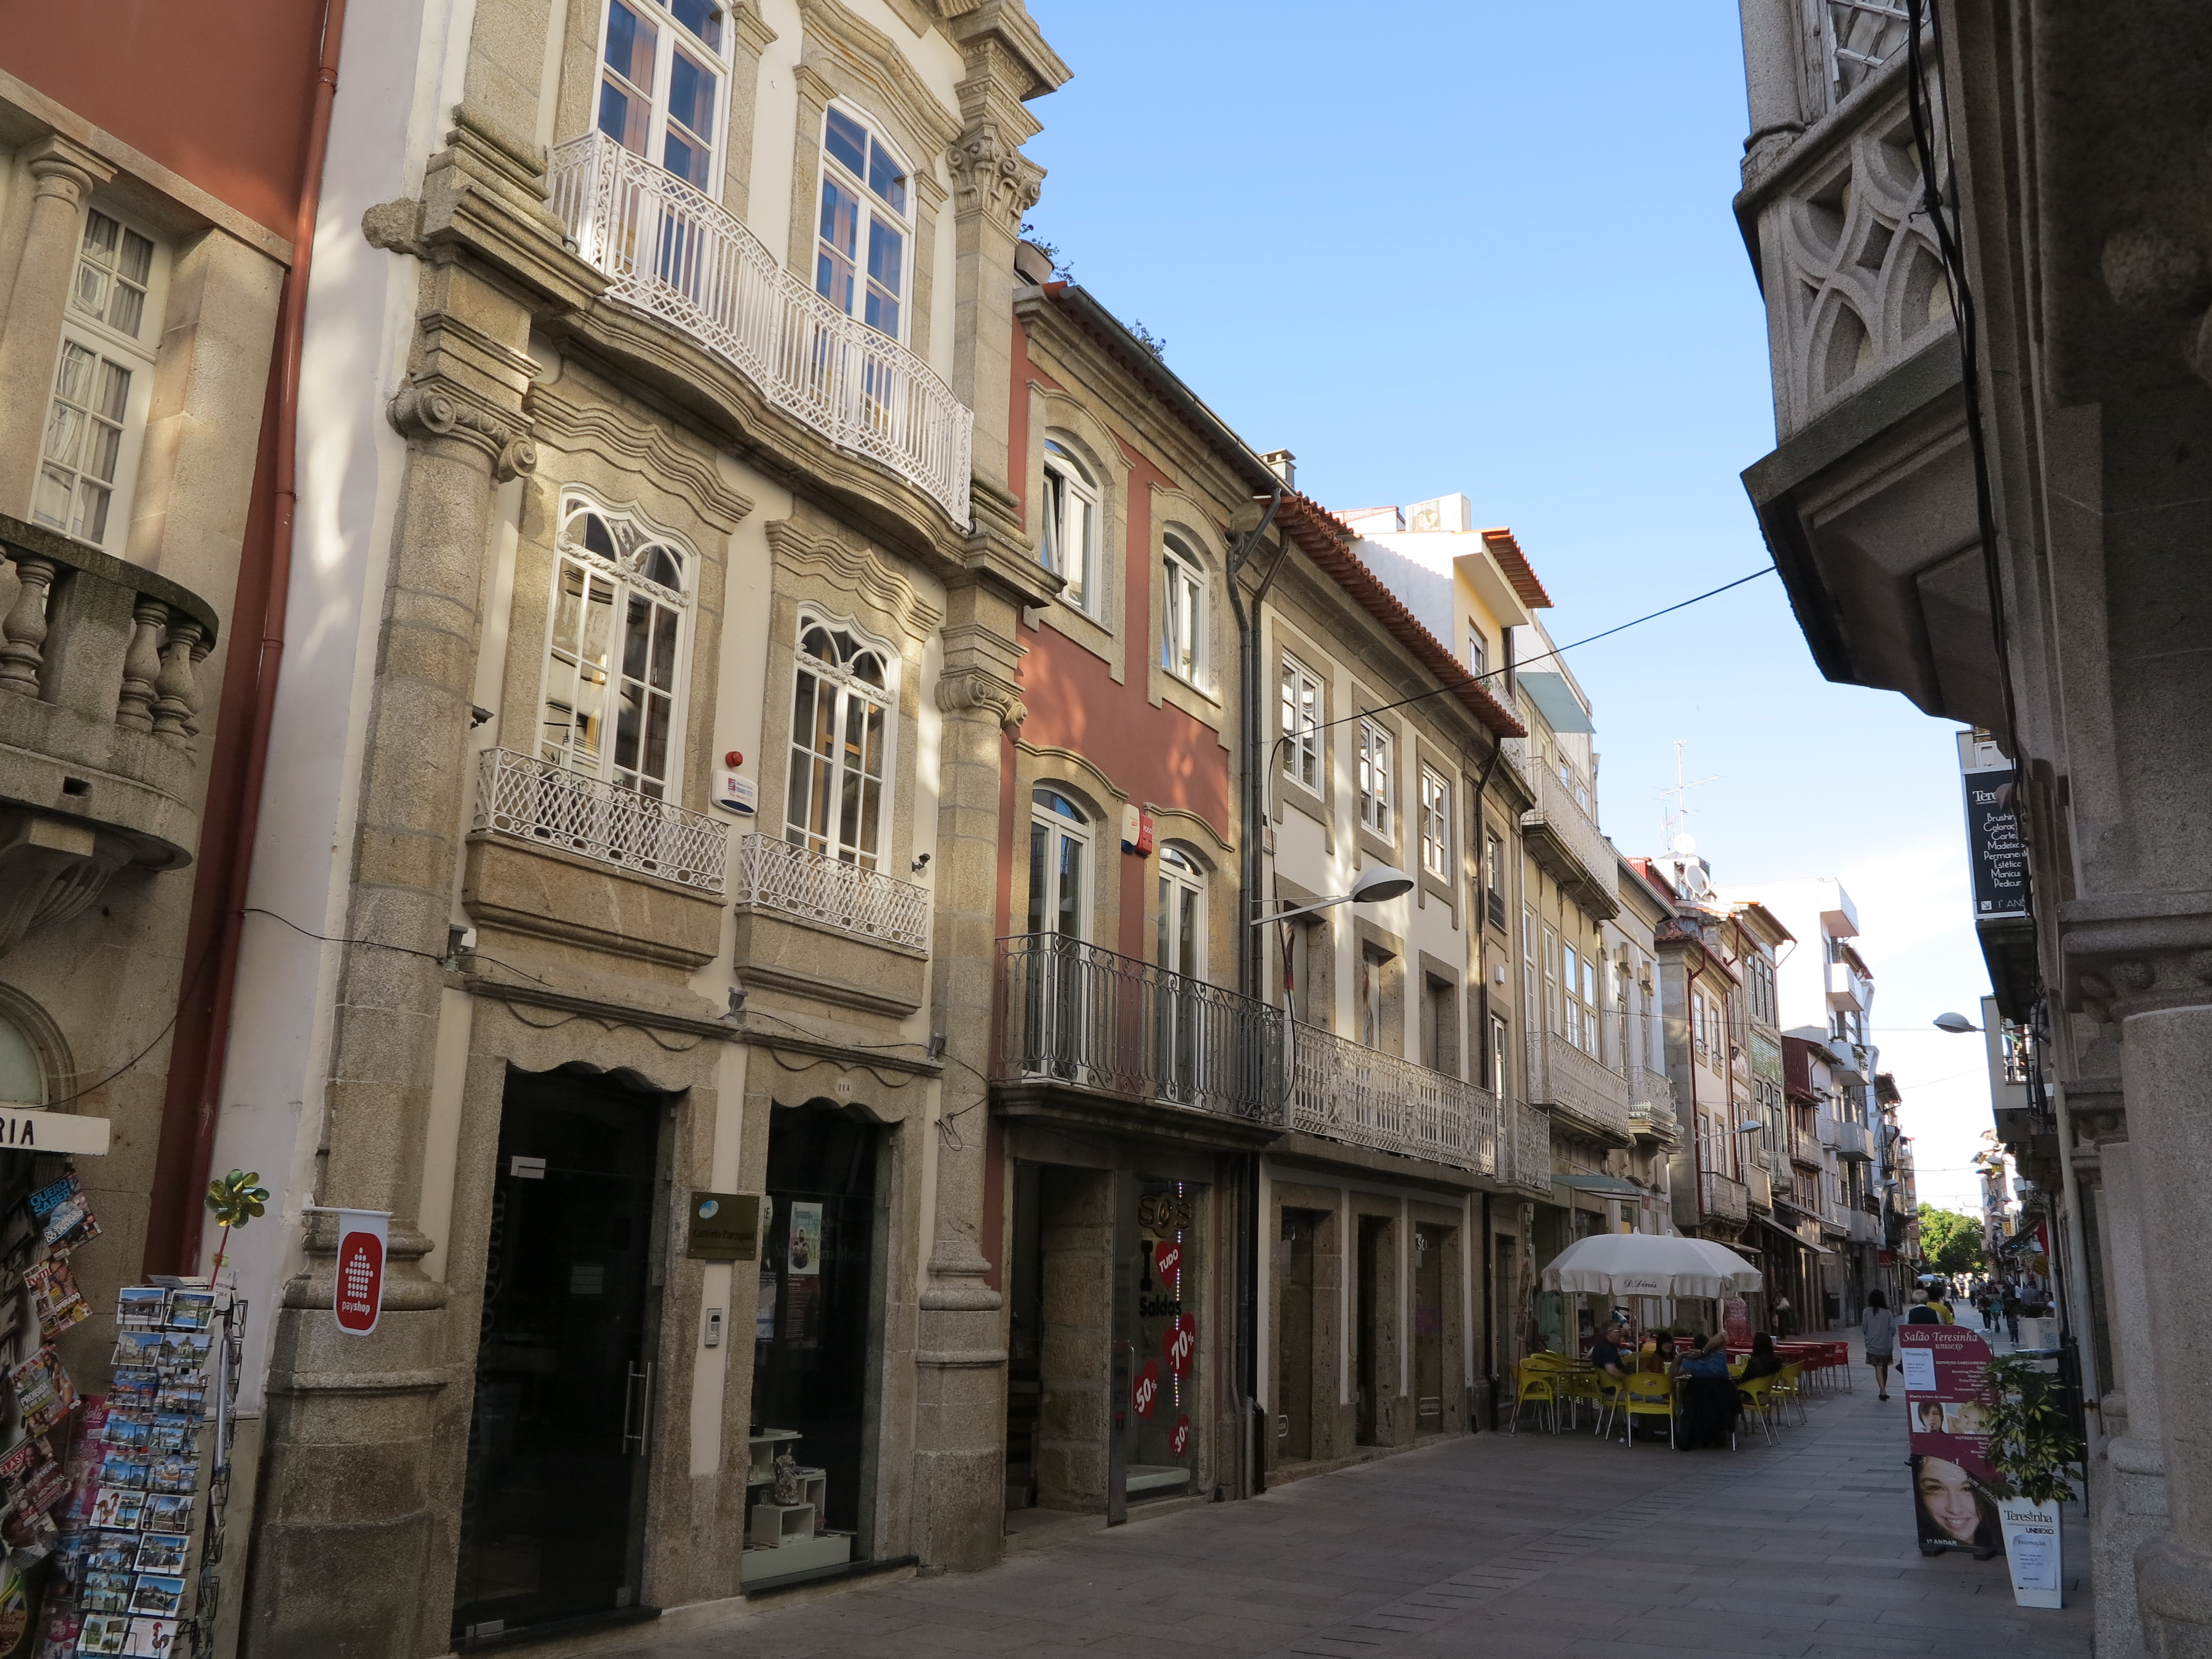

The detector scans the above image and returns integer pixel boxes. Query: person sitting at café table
[1672,1334,1740,1450]
[1640,1331,1678,1372]
[1737,1332,1784,1384]
[1589,1322,1633,1382]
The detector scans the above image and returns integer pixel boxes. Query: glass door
[1155,847,1205,1101]
[454,1067,668,1642]
[1025,790,1090,1076]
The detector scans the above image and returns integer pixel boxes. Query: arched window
[542,496,694,800]
[1156,844,1205,979]
[1039,440,1098,612]
[816,104,912,341]
[597,0,730,189]
[1027,788,1090,939]
[0,1015,46,1105]
[786,615,895,869]
[1161,535,1205,686]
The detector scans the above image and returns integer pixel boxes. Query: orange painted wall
[0,0,325,236]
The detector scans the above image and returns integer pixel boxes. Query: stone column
[2090,1132,2166,1659]
[1736,0,1807,162]
[2075,950,2212,1657]
[0,135,115,517]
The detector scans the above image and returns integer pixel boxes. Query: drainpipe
[149,0,349,1273]
[1224,477,1281,1502]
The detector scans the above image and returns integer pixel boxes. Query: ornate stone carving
[2066,933,2212,1024]
[388,381,539,481]
[935,664,1025,733]
[946,122,1043,230]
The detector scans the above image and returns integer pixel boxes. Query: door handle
[622,1361,654,1454]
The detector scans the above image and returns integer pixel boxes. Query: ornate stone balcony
[1527,1029,1633,1146]
[548,133,974,528]
[1288,1022,1498,1176]
[0,513,217,951]
[732,832,929,952]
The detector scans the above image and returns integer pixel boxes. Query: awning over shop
[1755,1215,1830,1257]
[1551,1175,1645,1197]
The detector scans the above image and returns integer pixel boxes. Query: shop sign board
[333,1211,388,1336]
[1899,1326,2003,1557]
[686,1191,762,1261]
[1960,750,2029,920]
[0,1104,108,1157]
[1999,1496,2063,1607]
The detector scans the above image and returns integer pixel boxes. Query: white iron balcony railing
[548,132,974,528]
[1700,1168,1749,1224]
[1502,739,1619,908]
[1503,1098,1552,1195]
[733,832,930,952]
[474,746,728,894]
[1289,1023,1497,1176]
[994,935,1282,1124]
[1526,1029,1632,1143]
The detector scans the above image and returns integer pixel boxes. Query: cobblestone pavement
[612,1336,2091,1659]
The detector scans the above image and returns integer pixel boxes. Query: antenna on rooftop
[1658,740,1720,855]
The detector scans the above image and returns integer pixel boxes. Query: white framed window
[1161,535,1205,685]
[34,208,163,553]
[541,495,694,800]
[786,612,895,870]
[1280,654,1322,791]
[816,102,912,341]
[1562,941,1583,1051]
[1418,766,1450,879]
[1157,844,1205,979]
[597,0,730,190]
[1488,1012,1508,1097]
[1039,439,1099,612]
[1542,924,1560,1037]
[1466,624,1488,678]
[1356,717,1392,837]
[1027,788,1091,939]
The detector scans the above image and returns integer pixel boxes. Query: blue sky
[1026,0,1998,1210]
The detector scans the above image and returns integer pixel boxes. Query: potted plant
[1978,1352,2084,1608]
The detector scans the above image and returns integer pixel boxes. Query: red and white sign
[1164,1313,1195,1379]
[1132,1359,1160,1419]
[1154,1241,1183,1286]
[1169,1415,1190,1457]
[333,1210,388,1337]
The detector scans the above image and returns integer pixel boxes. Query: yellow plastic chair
[1558,1366,1610,1433]
[1509,1363,1558,1435]
[1771,1361,1807,1427]
[1587,1369,1632,1438]
[1736,1374,1780,1446]
[1618,1371,1675,1449]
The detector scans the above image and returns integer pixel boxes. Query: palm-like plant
[205,1169,269,1276]
[1979,1351,2085,1508]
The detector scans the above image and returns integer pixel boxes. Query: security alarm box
[715,772,758,815]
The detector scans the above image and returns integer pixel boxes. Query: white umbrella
[1539,1232,1763,1299]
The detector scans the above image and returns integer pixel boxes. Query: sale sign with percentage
[1164,1313,1195,1379]
[1132,1359,1160,1418]
[1169,1415,1190,1457]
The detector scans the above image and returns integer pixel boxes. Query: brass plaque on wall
[686,1191,762,1262]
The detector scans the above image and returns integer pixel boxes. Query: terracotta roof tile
[1481,527,1552,609]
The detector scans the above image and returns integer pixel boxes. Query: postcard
[84,1533,138,1575]
[155,1382,203,1421]
[147,1415,197,1456]
[97,1453,149,1490]
[163,1291,214,1333]
[115,1288,168,1330]
[133,1533,188,1575]
[81,1571,135,1614]
[126,1575,183,1619]
[101,1415,150,1451]
[78,1612,130,1656]
[87,1487,144,1530]
[111,1332,165,1369]
[141,1494,191,1532]
[122,1616,178,1657]
[148,1457,196,1496]
[158,1332,210,1369]
[37,1605,81,1658]
[111,1368,161,1406]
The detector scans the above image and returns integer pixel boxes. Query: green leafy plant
[204,1169,269,1275]
[1979,1353,2085,1507]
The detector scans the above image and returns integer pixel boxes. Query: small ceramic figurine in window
[771,1447,801,1506]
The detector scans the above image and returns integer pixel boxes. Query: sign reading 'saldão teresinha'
[1900,1325,2003,1556]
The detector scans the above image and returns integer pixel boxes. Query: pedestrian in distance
[1863,1288,1897,1399]
[1905,1287,1943,1326]
[1772,1291,1792,1338]
[2002,1284,2022,1343]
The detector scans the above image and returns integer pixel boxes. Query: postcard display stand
[34,1283,245,1659]
[739,1431,851,1585]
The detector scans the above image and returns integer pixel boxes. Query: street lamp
[1933,1011,1983,1034]
[1247,865,1414,926]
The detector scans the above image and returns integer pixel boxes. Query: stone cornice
[945,0,1071,102]
[2057,889,2212,1021]
[765,517,946,638]
[417,103,605,313]
[528,384,755,530]
[797,0,965,152]
[729,0,778,56]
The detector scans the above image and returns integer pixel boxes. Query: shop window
[816,102,911,340]
[1134,1181,1202,1499]
[598,0,729,189]
[541,495,693,800]
[785,612,894,869]
[34,209,162,553]
[1039,439,1100,614]
[1280,654,1322,792]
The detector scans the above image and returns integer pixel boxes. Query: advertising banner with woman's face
[1899,1326,2003,1554]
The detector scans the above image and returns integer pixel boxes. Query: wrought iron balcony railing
[474,746,728,894]
[548,132,974,528]
[1527,1029,1632,1142]
[1504,1098,1552,1194]
[1289,1022,1497,1175]
[733,833,929,951]
[1502,738,1618,909]
[1701,1169,1749,1224]
[993,935,1282,1123]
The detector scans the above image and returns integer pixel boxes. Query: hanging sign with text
[333,1211,388,1337]
[1960,755,2030,920]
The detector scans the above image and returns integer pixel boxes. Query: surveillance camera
[912,852,932,873]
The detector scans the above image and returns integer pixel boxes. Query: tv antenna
[1658,740,1719,854]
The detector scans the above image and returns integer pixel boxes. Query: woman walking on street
[1864,1289,1898,1400]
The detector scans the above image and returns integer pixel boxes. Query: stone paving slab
[608,1335,2090,1659]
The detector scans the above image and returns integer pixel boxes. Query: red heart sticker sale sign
[1154,1241,1182,1285]
[1164,1313,1195,1379]
[1132,1360,1160,1419]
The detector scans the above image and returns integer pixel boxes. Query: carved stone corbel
[935,664,1025,733]
[946,121,1043,232]
[387,381,540,481]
